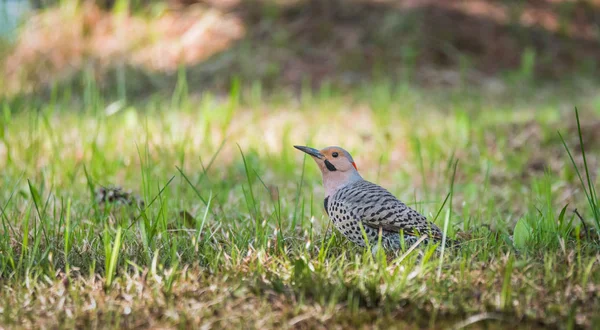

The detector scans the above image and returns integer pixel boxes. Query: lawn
[0,76,599,329]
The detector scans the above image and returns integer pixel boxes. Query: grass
[0,76,599,329]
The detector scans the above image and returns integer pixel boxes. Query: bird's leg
[371,227,384,257]
[371,244,379,257]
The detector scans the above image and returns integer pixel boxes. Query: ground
[0,79,599,329]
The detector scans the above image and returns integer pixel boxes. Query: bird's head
[294,145,362,195]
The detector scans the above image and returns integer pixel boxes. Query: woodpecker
[295,145,444,250]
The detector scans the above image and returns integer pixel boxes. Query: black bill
[293,145,324,159]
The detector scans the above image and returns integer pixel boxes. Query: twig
[453,312,507,329]
[573,208,590,239]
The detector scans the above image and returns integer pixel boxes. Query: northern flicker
[295,145,444,250]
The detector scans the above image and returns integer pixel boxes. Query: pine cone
[94,186,145,209]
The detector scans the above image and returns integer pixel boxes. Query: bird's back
[327,179,443,248]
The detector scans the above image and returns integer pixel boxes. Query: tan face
[318,146,357,172]
[294,145,358,173]
[295,145,362,196]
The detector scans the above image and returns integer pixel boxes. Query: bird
[294,145,445,250]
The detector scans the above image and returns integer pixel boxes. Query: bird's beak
[294,145,324,159]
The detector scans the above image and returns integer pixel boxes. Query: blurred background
[2,4,600,327]
[1,0,600,99]
[2,0,600,220]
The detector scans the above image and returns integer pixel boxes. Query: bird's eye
[332,152,339,158]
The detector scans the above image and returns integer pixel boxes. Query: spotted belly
[326,200,420,249]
